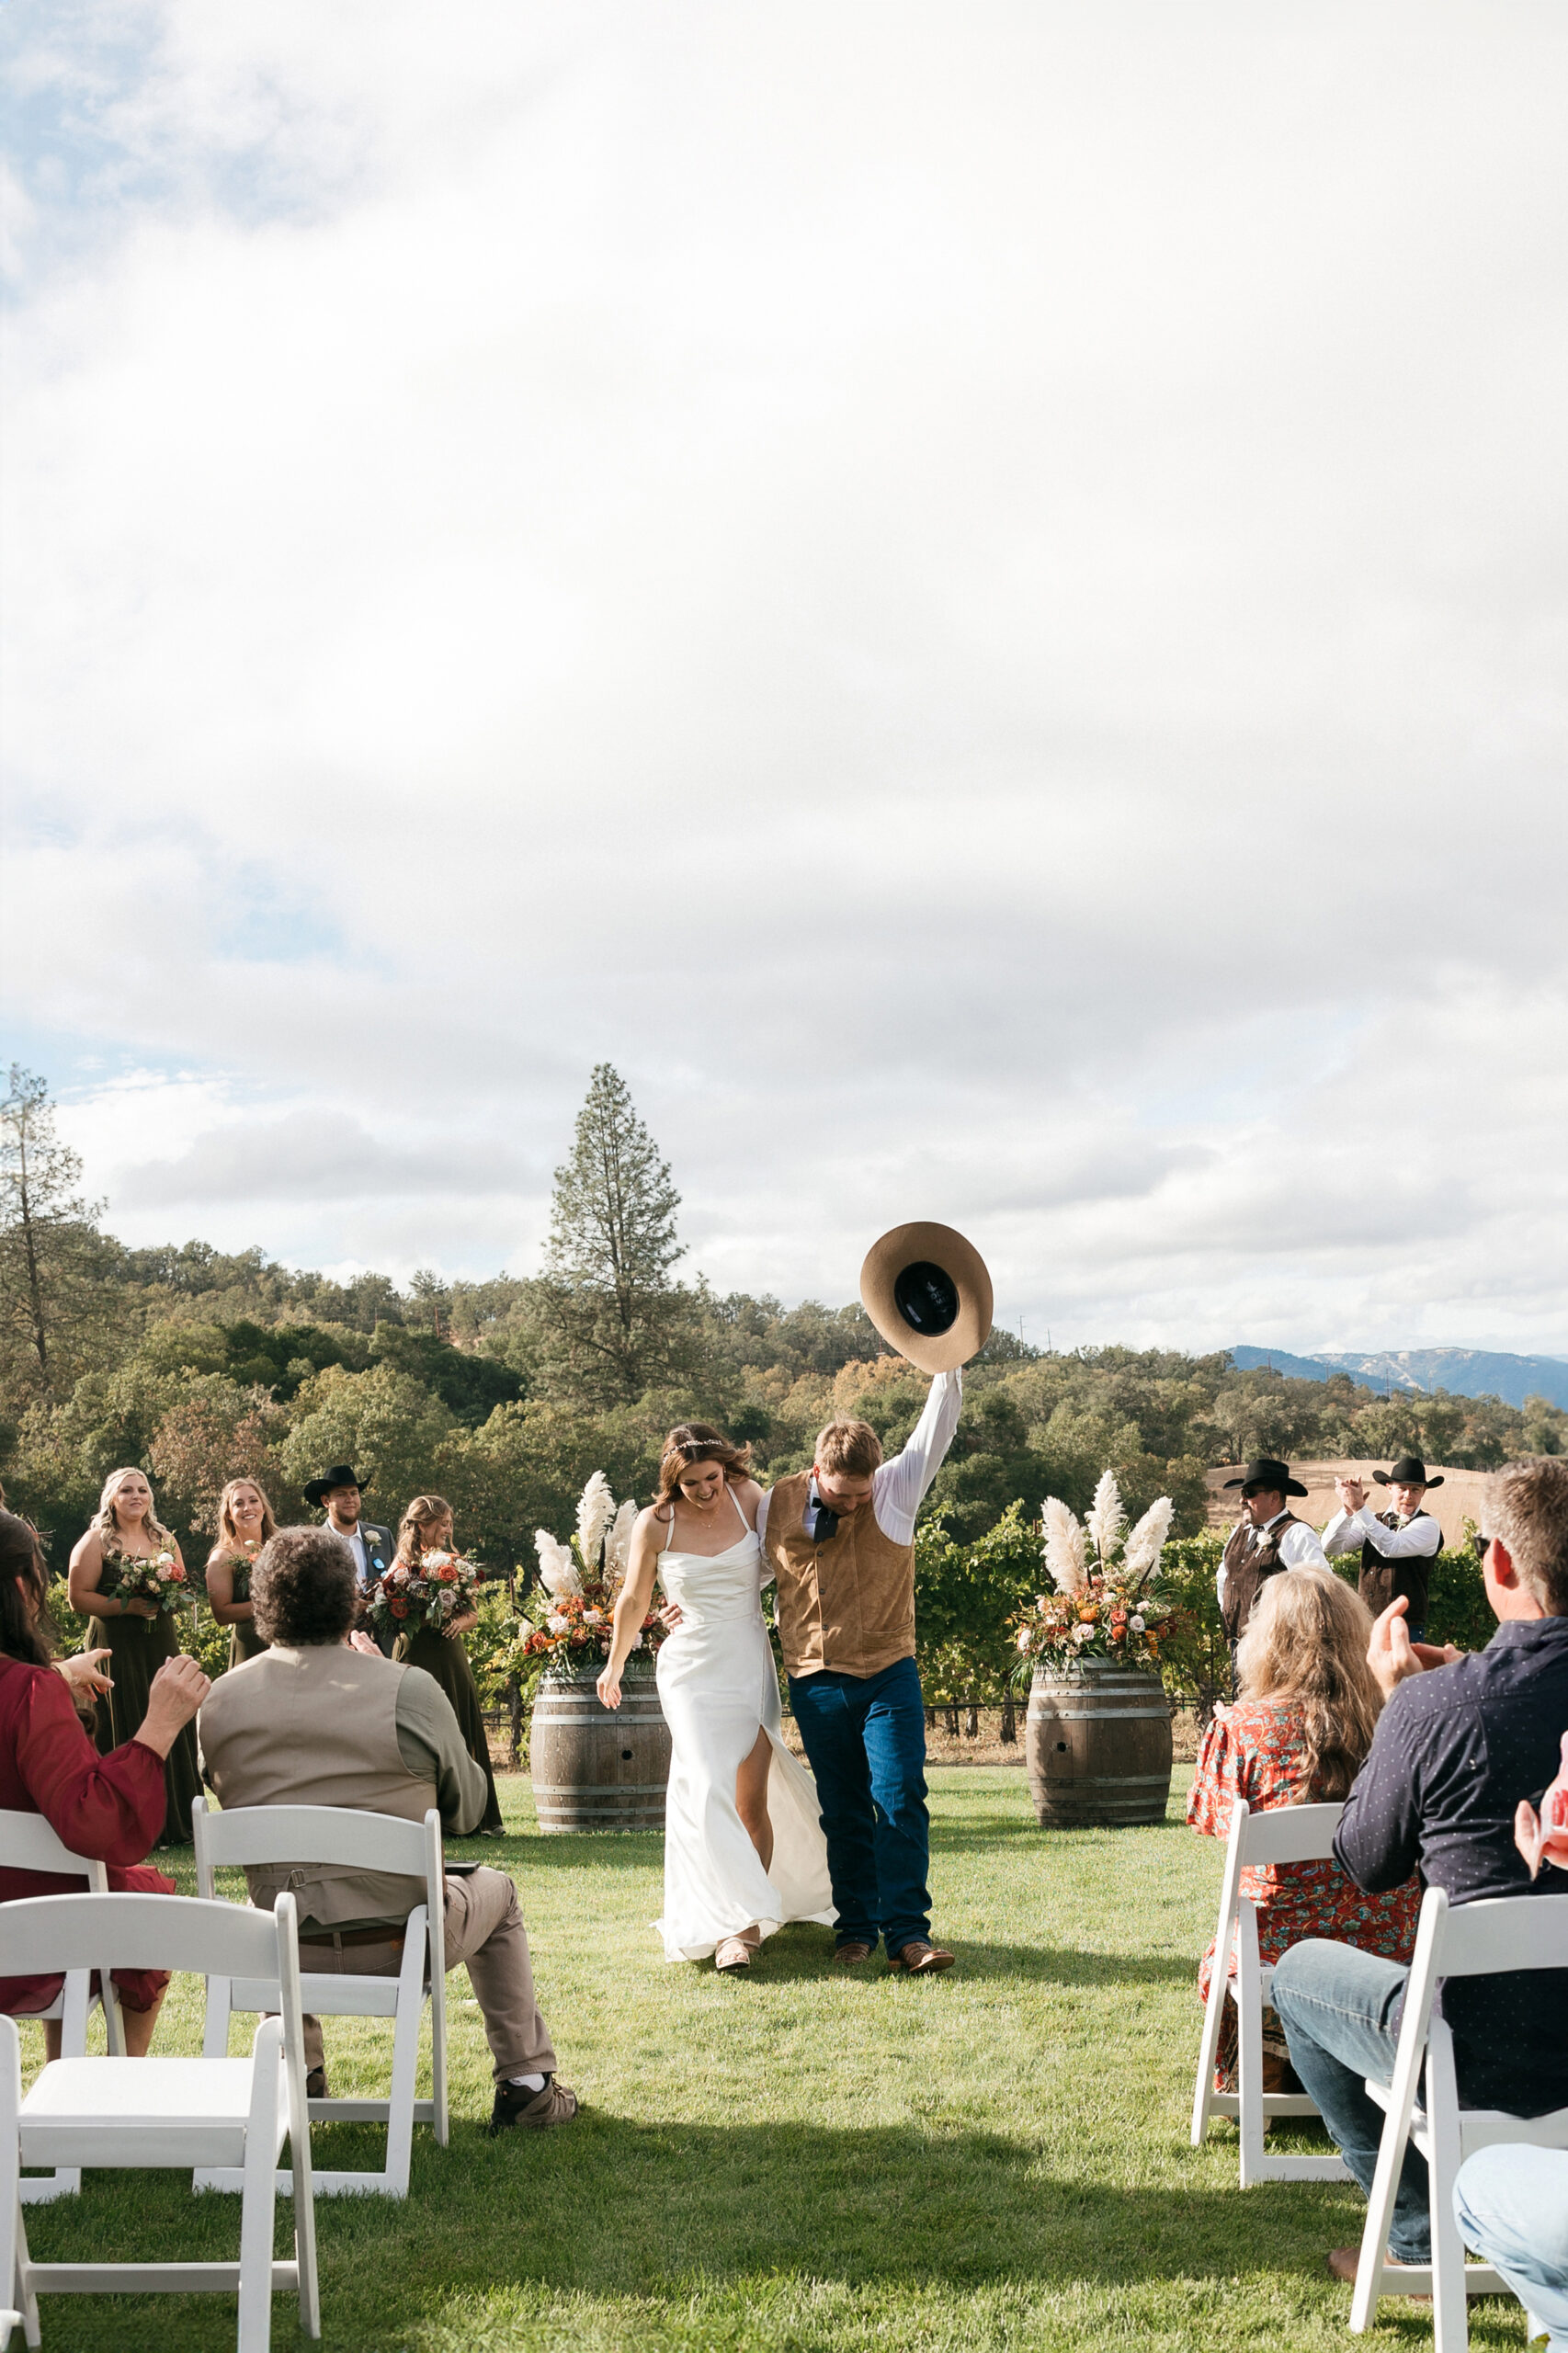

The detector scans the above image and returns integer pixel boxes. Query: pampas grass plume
[1086,1470,1126,1565]
[534,1529,583,1598]
[575,1472,615,1571]
[1042,1497,1087,1596]
[1122,1495,1174,1586]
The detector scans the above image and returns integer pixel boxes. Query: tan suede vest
[764,1471,915,1677]
[198,1645,431,1927]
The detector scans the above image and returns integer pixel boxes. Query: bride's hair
[654,1424,753,1506]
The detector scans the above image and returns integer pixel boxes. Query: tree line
[4,1060,1563,1597]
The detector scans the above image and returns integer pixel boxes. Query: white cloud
[7,1,1567,1349]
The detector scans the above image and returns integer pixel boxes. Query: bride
[597,1423,835,1972]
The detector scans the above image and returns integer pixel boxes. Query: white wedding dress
[653,1486,835,1961]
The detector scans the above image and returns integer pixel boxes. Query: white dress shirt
[1322,1505,1441,1563]
[755,1370,963,1553]
[328,1520,370,1583]
[1214,1506,1330,1608]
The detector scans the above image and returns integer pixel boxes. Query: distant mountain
[1229,1345,1568,1413]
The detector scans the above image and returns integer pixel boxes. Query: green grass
[16,1768,1528,2352]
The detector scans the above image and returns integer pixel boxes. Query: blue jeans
[1456,2145,1568,2347]
[1270,1939,1432,2261]
[788,1657,932,1956]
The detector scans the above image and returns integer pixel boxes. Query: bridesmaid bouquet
[513,1472,666,1673]
[1011,1472,1191,1677]
[108,1549,188,1630]
[367,1550,483,1642]
[209,1539,260,1600]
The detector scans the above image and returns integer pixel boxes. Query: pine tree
[0,1065,112,1400]
[541,1064,689,1404]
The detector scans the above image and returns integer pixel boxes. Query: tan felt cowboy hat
[860,1222,994,1375]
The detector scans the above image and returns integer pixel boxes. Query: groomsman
[1323,1453,1443,1642]
[1217,1457,1331,1665]
[303,1464,395,1651]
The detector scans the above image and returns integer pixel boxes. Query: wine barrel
[530,1669,671,1834]
[1025,1662,1173,1827]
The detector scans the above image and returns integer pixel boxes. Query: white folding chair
[0,1889,319,2353]
[192,1798,448,2198]
[1351,1882,1568,2348]
[0,1812,127,2206]
[1190,1796,1352,2185]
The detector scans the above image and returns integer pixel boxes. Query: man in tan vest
[756,1369,961,1972]
[198,1526,575,2131]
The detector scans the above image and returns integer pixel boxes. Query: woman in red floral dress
[0,1509,208,2055]
[1188,1565,1420,2090]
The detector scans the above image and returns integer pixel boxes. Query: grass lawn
[16,1766,1528,2352]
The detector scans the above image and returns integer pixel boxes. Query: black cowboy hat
[1222,1457,1309,1498]
[860,1221,994,1375]
[302,1464,367,1507]
[1374,1455,1443,1490]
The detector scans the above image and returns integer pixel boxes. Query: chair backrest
[1426,1886,1568,1979]
[192,1800,437,1893]
[1235,1800,1345,1869]
[0,1810,110,1889]
[0,1891,289,1982]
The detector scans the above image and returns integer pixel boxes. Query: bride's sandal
[716,1927,762,1973]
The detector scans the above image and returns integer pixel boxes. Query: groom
[756,1370,962,1973]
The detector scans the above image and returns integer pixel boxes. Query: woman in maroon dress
[0,1509,209,2055]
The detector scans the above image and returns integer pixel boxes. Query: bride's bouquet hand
[597,1664,622,1711]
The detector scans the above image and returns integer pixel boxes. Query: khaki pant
[298,1866,557,2085]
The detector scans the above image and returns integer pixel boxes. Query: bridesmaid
[204,1478,276,1668]
[68,1467,203,1846]
[392,1494,504,1836]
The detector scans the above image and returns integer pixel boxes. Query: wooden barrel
[1026,1662,1173,1827]
[530,1669,671,1834]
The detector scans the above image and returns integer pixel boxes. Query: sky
[4,1,1566,1357]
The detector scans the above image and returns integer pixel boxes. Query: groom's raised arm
[872,1370,963,1542]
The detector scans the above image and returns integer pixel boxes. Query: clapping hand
[347,1630,380,1656]
[1516,1730,1568,1880]
[53,1648,114,1699]
[1336,1476,1368,1514]
[1368,1595,1462,1699]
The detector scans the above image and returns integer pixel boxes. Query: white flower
[1130,1613,1146,1632]
[534,1530,583,1598]
[1016,1627,1033,1651]
[1042,1498,1087,1596]
[515,1617,535,1640]
[547,1612,569,1634]
[1121,1497,1174,1585]
[1085,1470,1126,1566]
[629,1631,644,1651]
[1073,1621,1095,1643]
[604,1497,639,1584]
[584,1608,603,1625]
[575,1472,616,1571]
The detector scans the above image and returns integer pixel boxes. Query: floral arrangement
[108,1548,188,1629]
[209,1538,260,1601]
[512,1472,664,1677]
[1012,1471,1192,1677]
[367,1549,483,1646]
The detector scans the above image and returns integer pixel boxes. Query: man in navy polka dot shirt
[1272,1456,1568,2285]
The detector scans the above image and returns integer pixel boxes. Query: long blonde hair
[395,1494,453,1564]
[90,1466,173,1552]
[1235,1567,1382,1801]
[212,1478,278,1557]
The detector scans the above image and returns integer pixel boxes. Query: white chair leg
[1425,2033,1469,2353]
[1189,1970,1227,2146]
[238,2021,282,2353]
[1235,1910,1266,2188]
[429,1966,449,2150]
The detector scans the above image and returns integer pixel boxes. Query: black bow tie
[808,1493,840,1545]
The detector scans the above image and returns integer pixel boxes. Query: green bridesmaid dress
[403,1624,504,1835]
[88,1565,203,1845]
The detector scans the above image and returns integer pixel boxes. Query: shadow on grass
[28,2115,1367,2313]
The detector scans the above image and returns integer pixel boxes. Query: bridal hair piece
[654,1424,753,1506]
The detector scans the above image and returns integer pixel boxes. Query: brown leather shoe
[488,2075,579,2132]
[834,1941,876,1968]
[1327,2248,1429,2298]
[892,1939,955,1973]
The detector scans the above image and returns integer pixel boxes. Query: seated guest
[1215,1458,1330,1672]
[1272,1455,1568,2284]
[0,1507,209,2055]
[1188,1567,1419,2094]
[197,1526,575,2131]
[1323,1455,1443,1643]
[1454,2145,1568,2351]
